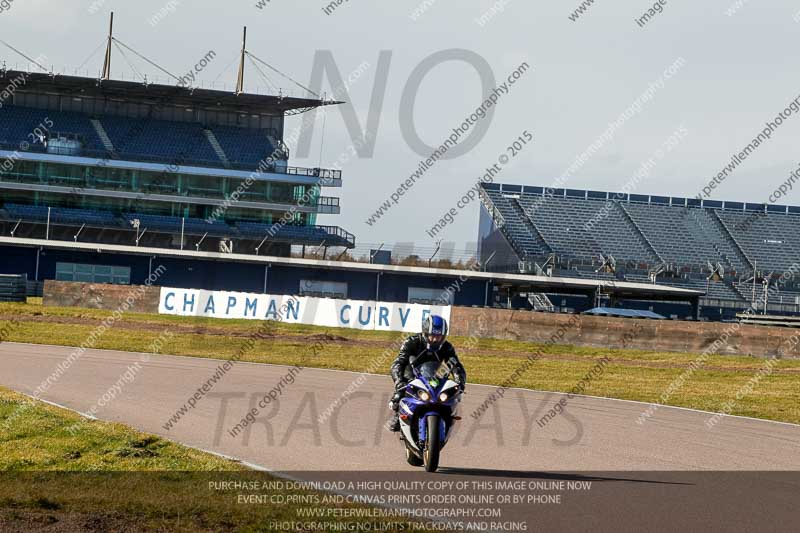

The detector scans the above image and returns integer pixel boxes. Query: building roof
[482,182,800,213]
[584,307,666,319]
[2,70,341,115]
[0,236,704,302]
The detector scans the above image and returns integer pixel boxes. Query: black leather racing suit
[389,334,467,412]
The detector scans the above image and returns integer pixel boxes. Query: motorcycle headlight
[418,390,431,402]
[439,392,449,402]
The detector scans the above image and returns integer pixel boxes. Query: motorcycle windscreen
[415,360,453,382]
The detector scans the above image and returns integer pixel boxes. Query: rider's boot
[388,411,400,432]
[387,385,405,432]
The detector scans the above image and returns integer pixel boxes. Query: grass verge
[1,301,799,425]
[0,386,429,532]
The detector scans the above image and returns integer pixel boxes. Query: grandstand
[0,69,704,313]
[479,183,800,319]
[0,68,355,260]
[0,29,713,315]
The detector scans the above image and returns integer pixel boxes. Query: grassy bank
[0,386,427,532]
[1,301,799,424]
[0,386,237,472]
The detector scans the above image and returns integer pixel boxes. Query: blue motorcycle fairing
[399,362,461,449]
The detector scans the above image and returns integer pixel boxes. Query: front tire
[406,446,423,467]
[423,415,441,473]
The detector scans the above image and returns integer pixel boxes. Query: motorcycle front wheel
[423,415,441,473]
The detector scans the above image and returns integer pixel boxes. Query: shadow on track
[436,467,694,485]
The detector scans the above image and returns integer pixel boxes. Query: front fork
[417,412,447,449]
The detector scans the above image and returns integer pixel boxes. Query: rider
[388,314,466,432]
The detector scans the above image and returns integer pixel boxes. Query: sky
[2,0,800,260]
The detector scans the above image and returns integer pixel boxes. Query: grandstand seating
[4,203,118,226]
[0,105,105,152]
[0,105,279,171]
[122,213,234,237]
[480,183,800,308]
[101,116,219,164]
[0,203,352,246]
[212,125,279,167]
[518,192,658,262]
[517,194,601,257]
[622,203,714,265]
[489,193,549,255]
[0,71,355,277]
[236,221,353,247]
[716,210,800,273]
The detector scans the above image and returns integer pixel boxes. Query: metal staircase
[203,129,231,168]
[728,279,751,303]
[90,119,115,153]
[510,198,553,254]
[684,208,735,271]
[528,292,555,312]
[478,187,506,229]
[478,188,525,260]
[685,207,747,273]
[613,201,664,264]
[267,134,289,160]
[709,209,755,274]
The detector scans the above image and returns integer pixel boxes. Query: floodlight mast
[236,26,247,95]
[101,12,114,81]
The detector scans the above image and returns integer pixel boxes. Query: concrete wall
[449,307,800,359]
[43,281,800,358]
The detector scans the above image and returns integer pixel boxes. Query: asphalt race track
[1,342,799,531]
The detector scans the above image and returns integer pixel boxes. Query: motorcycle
[397,360,463,472]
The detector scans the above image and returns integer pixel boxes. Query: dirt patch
[0,510,152,533]
[306,333,351,342]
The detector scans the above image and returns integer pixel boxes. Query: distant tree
[433,259,454,269]
[398,255,422,266]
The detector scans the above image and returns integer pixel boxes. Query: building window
[408,287,452,305]
[55,263,131,285]
[300,279,347,299]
